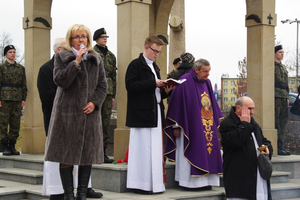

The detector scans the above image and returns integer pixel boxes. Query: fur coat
[44,49,107,165]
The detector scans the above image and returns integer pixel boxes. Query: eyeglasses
[148,46,161,54]
[100,36,109,39]
[71,35,88,40]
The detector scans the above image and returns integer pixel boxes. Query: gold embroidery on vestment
[201,92,214,154]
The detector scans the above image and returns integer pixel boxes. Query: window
[231,89,235,94]
[231,97,235,102]
[224,97,228,102]
[231,81,235,85]
[289,80,294,84]
[224,89,228,94]
[224,81,228,85]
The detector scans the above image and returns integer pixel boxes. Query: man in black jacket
[125,36,173,194]
[220,96,273,200]
[172,52,194,80]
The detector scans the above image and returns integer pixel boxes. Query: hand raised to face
[238,106,251,123]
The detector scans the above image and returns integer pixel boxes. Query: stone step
[271,155,300,179]
[0,168,43,185]
[280,199,300,200]
[0,154,44,171]
[270,171,291,184]
[0,180,41,200]
[0,178,300,200]
[271,179,300,200]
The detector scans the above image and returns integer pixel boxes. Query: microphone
[80,44,87,60]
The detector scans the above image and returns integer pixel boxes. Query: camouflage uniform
[274,61,289,150]
[0,60,27,142]
[93,45,116,149]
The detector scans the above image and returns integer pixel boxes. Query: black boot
[1,140,12,156]
[104,147,114,163]
[8,140,20,155]
[76,165,92,200]
[59,166,75,200]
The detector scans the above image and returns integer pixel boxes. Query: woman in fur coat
[44,24,107,200]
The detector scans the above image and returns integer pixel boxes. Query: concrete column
[168,0,186,72]
[22,0,52,153]
[114,0,151,160]
[246,0,278,155]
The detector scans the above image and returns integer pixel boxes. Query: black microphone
[80,44,87,60]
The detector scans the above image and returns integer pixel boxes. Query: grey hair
[53,38,64,53]
[235,96,244,106]
[193,58,210,70]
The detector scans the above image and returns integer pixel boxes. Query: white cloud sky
[0,0,299,88]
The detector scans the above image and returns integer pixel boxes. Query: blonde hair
[64,24,93,51]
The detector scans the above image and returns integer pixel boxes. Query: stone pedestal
[22,0,52,153]
[114,0,151,160]
[246,0,278,155]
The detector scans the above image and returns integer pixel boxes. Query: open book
[163,78,186,88]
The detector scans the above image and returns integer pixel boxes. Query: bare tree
[0,32,24,65]
[234,57,247,98]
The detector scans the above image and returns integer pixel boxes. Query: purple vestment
[164,69,223,176]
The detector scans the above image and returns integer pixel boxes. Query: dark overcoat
[37,55,57,135]
[220,106,273,200]
[44,49,107,165]
[125,53,168,128]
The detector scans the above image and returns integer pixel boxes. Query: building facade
[221,75,298,111]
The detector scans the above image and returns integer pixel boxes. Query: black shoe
[86,188,103,198]
[104,155,114,163]
[133,189,153,195]
[50,193,64,200]
[283,149,291,155]
[278,149,291,155]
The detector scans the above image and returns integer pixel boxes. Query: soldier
[167,57,181,79]
[0,45,27,156]
[93,28,116,163]
[274,45,291,156]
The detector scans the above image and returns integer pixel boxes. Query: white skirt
[126,104,165,193]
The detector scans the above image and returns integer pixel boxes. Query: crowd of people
[0,22,293,199]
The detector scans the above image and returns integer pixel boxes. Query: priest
[164,58,223,189]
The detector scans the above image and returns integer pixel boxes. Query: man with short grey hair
[165,58,223,190]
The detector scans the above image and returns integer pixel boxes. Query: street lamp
[281,19,300,88]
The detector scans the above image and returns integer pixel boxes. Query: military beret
[275,45,283,53]
[180,52,195,64]
[93,28,107,41]
[4,45,16,56]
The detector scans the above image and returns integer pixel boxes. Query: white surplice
[42,161,92,195]
[175,131,220,188]
[126,57,165,193]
